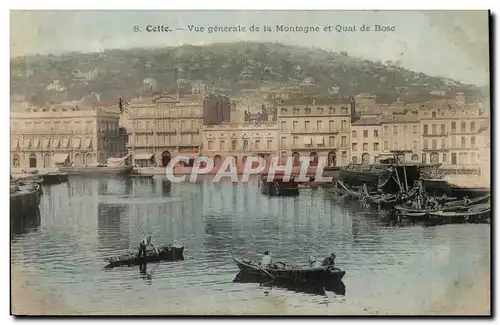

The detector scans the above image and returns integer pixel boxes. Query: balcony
[423,132,448,137]
[291,128,339,134]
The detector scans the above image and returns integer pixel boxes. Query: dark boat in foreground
[232,255,345,283]
[104,245,184,268]
[233,272,346,296]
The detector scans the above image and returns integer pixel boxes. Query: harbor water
[11,176,490,315]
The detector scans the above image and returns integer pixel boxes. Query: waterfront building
[201,122,279,166]
[276,97,354,166]
[10,105,122,168]
[126,94,203,167]
[350,115,382,164]
[417,94,489,165]
[380,109,421,164]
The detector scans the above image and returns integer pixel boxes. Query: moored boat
[426,207,490,225]
[104,244,184,268]
[232,255,345,283]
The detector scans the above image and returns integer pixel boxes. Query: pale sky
[10,10,490,85]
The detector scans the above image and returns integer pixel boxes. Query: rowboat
[232,255,345,283]
[425,206,491,225]
[104,244,184,268]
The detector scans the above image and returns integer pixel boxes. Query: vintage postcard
[10,10,491,316]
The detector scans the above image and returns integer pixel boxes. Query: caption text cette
[134,24,396,33]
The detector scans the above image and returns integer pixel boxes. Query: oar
[258,264,276,280]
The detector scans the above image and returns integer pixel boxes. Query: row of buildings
[10,91,490,169]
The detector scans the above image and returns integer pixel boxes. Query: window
[441,124,446,135]
[393,126,398,135]
[384,126,388,135]
[329,121,335,132]
[374,130,379,138]
[411,154,419,161]
[471,136,476,147]
[255,140,260,149]
[442,153,448,163]
[305,107,311,115]
[412,141,417,150]
[220,140,225,150]
[461,137,466,148]
[341,136,347,147]
[352,143,358,151]
[267,140,272,149]
[293,121,298,131]
[305,121,310,131]
[342,151,347,158]
[329,136,335,147]
[352,156,358,164]
[374,142,379,151]
[432,139,437,149]
[423,124,428,135]
[471,121,476,133]
[329,107,334,114]
[231,139,237,150]
[243,139,249,150]
[384,141,389,150]
[208,140,213,150]
[432,111,437,118]
[280,108,287,114]
[432,124,437,134]
[280,137,286,148]
[341,107,348,114]
[403,126,408,135]
[341,120,347,130]
[451,121,456,132]
[280,121,286,131]
[461,121,466,133]
[441,139,446,149]
[317,107,323,114]
[363,130,368,138]
[293,136,298,146]
[317,121,322,131]
[412,125,418,134]
[424,139,429,149]
[363,143,368,151]
[352,130,357,138]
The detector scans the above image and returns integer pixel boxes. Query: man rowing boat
[138,236,158,259]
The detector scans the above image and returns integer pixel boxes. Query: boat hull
[60,165,134,176]
[104,245,184,268]
[232,256,345,283]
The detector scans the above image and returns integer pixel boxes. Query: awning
[11,138,19,149]
[62,138,70,148]
[134,153,154,160]
[303,136,312,145]
[42,138,51,149]
[23,138,31,149]
[33,138,40,149]
[176,152,198,159]
[316,136,324,144]
[53,153,69,164]
[83,138,92,149]
[53,138,61,149]
[73,138,81,149]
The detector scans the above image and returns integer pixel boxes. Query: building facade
[201,122,279,166]
[276,97,354,166]
[203,94,231,125]
[350,116,382,164]
[11,106,122,169]
[380,110,422,164]
[126,94,204,167]
[418,99,489,165]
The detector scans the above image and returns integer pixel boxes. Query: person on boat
[322,253,336,267]
[138,236,157,259]
[308,256,322,268]
[464,196,471,205]
[261,251,272,267]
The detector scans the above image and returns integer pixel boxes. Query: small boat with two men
[232,251,345,284]
[104,236,184,269]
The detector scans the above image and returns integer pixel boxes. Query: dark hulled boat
[232,256,345,283]
[104,245,184,268]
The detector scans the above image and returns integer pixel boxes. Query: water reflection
[11,208,41,237]
[233,272,346,296]
[98,203,129,250]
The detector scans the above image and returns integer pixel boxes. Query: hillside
[10,42,483,104]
